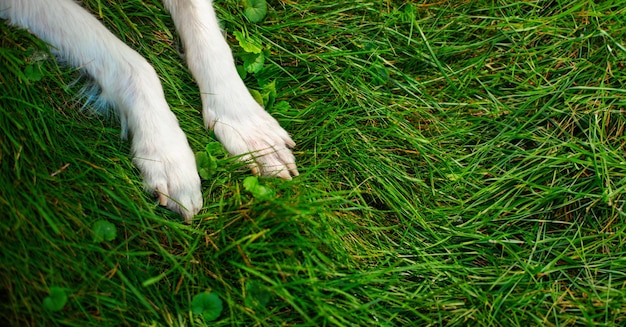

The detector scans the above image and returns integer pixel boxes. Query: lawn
[1,0,626,326]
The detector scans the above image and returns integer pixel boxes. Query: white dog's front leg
[163,0,299,179]
[0,0,202,220]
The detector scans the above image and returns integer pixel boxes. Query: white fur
[0,0,298,221]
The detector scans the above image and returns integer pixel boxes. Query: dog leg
[0,0,202,220]
[162,0,299,180]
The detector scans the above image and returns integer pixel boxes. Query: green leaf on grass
[260,79,277,109]
[205,142,225,155]
[196,151,217,180]
[43,287,67,311]
[245,280,271,310]
[243,0,268,23]
[273,100,293,113]
[92,220,117,242]
[233,31,263,54]
[261,79,276,98]
[24,63,44,82]
[243,52,265,73]
[196,142,226,180]
[243,176,274,199]
[191,292,223,321]
[236,65,247,79]
[249,89,264,106]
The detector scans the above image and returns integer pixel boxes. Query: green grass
[2,0,626,325]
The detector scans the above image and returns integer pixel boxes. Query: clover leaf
[43,287,68,311]
[191,292,223,321]
[92,220,117,242]
[243,0,268,23]
[243,176,274,200]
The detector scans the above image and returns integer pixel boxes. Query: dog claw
[158,192,168,206]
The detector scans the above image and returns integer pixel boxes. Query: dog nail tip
[158,193,168,206]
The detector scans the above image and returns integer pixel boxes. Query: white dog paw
[132,135,202,221]
[210,103,298,180]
